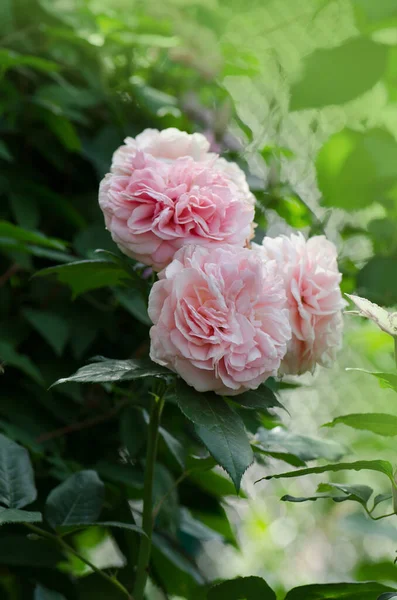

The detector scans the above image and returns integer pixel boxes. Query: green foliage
[2,0,397,597]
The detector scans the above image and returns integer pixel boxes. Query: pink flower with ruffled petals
[255,233,346,375]
[148,245,291,395]
[99,130,255,270]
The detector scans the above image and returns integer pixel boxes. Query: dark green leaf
[378,594,397,600]
[323,413,397,437]
[0,140,13,161]
[35,260,131,298]
[180,508,223,542]
[0,49,59,73]
[0,221,66,250]
[231,385,285,412]
[51,357,171,386]
[357,258,397,305]
[255,427,346,461]
[260,460,395,484]
[0,341,44,384]
[208,576,276,599]
[45,470,105,528]
[34,584,67,600]
[46,113,81,152]
[285,582,393,599]
[152,532,205,584]
[175,380,253,492]
[10,193,39,229]
[0,433,37,509]
[282,483,373,507]
[290,38,388,110]
[0,508,42,524]
[23,309,70,356]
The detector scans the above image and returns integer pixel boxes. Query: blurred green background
[2,0,397,597]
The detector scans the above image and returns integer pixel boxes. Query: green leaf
[152,532,205,584]
[285,582,393,599]
[45,470,105,528]
[208,576,276,599]
[10,193,39,229]
[323,413,397,437]
[34,585,66,600]
[175,380,253,492]
[290,37,388,110]
[51,357,171,386]
[357,258,397,305]
[179,508,223,542]
[373,493,393,510]
[114,288,151,326]
[23,309,70,356]
[0,49,59,74]
[353,0,397,30]
[0,434,37,509]
[255,427,346,462]
[0,508,42,525]
[260,460,395,485]
[346,369,397,392]
[46,113,81,152]
[316,128,397,211]
[230,385,285,412]
[378,594,397,600]
[35,260,131,298]
[0,221,66,250]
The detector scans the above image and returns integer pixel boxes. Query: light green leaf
[285,582,394,599]
[23,309,69,356]
[34,584,66,600]
[0,434,37,509]
[0,508,42,525]
[324,413,397,437]
[230,385,285,412]
[0,221,66,250]
[51,357,171,386]
[255,427,346,462]
[290,37,388,110]
[353,0,397,30]
[45,470,105,528]
[260,460,395,485]
[346,368,397,393]
[35,260,131,298]
[208,576,276,599]
[317,128,397,211]
[175,380,253,492]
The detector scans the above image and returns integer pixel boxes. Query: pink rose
[255,233,346,375]
[99,129,255,270]
[148,245,291,395]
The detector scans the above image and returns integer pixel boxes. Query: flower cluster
[99,128,345,395]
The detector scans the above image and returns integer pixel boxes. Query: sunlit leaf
[324,413,397,437]
[290,38,388,110]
